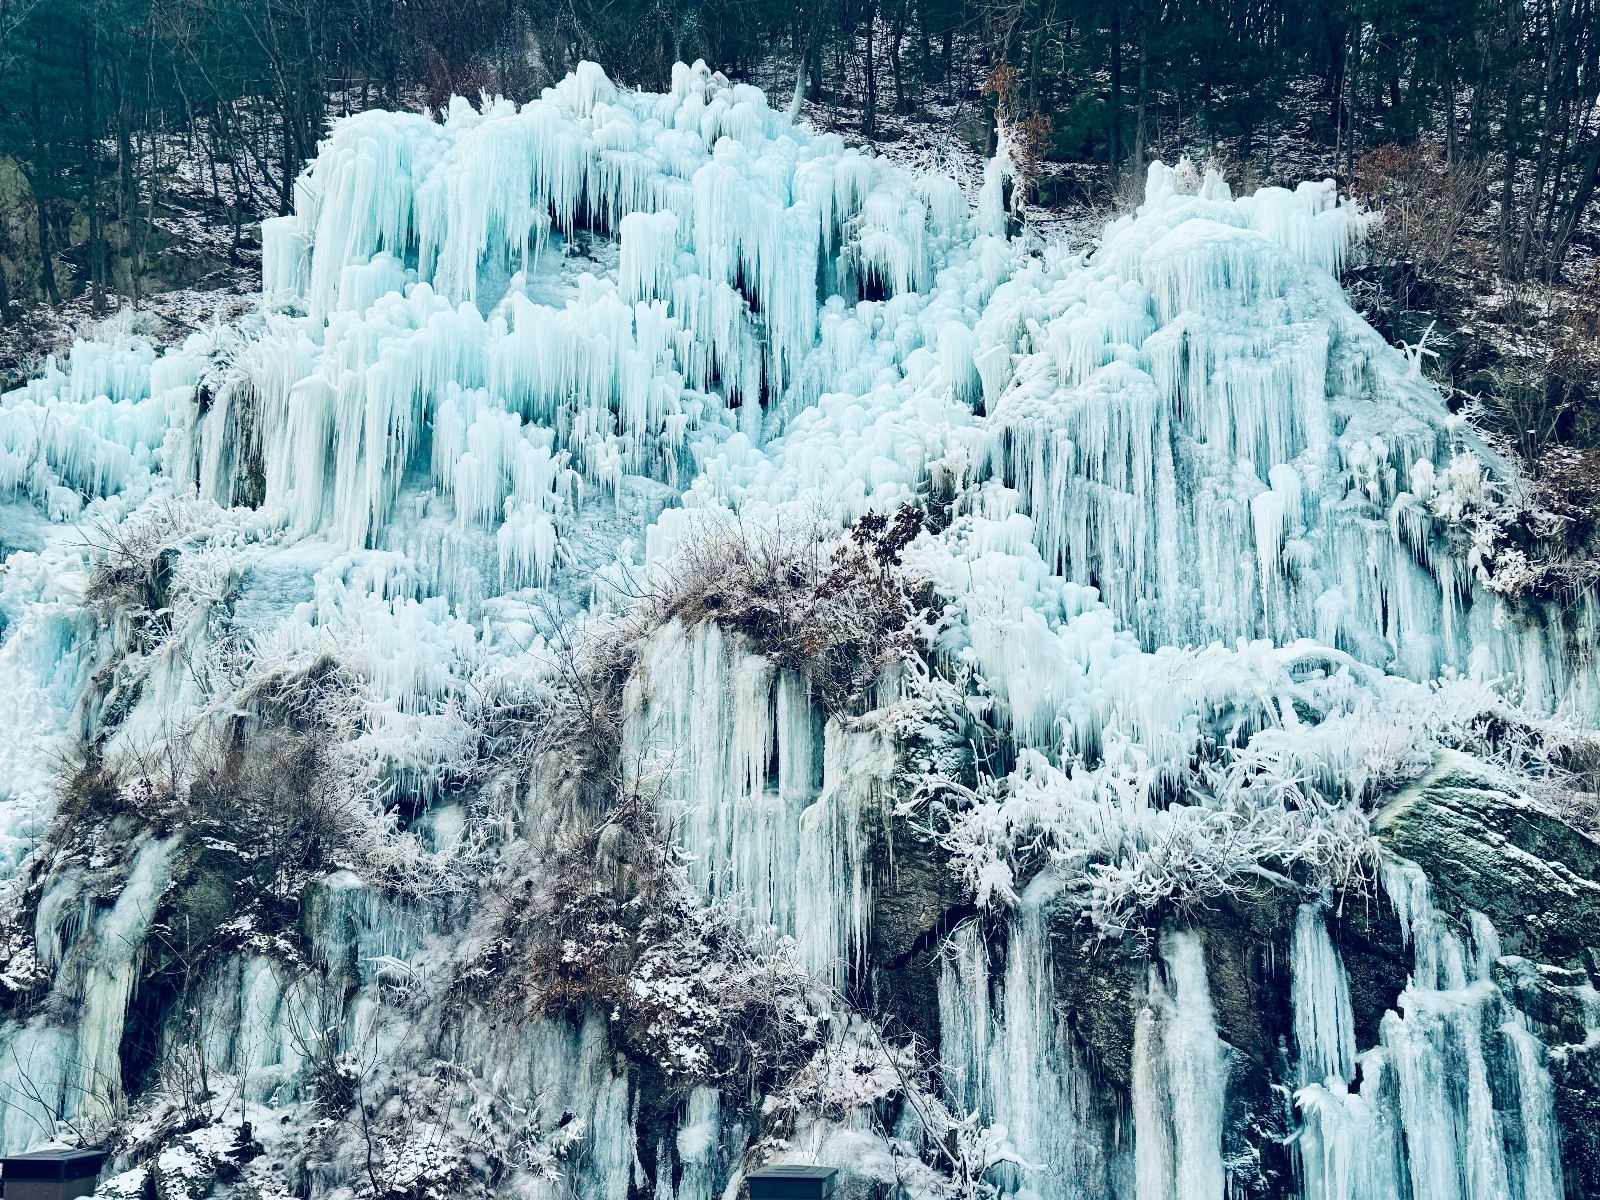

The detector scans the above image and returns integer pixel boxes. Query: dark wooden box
[1,1148,105,1200]
[747,1164,839,1200]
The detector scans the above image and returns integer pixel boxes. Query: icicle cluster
[2,59,1597,1200]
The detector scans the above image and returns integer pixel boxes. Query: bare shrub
[79,496,220,615]
[458,782,820,1094]
[464,602,643,820]
[981,61,1053,213]
[1441,707,1600,840]
[1529,443,1600,565]
[639,505,929,716]
[53,651,373,930]
[1354,142,1487,307]
[1483,302,1600,472]
[1085,798,1378,945]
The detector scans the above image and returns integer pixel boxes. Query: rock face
[1375,750,1600,968]
[1367,751,1600,1200]
[867,820,971,1051]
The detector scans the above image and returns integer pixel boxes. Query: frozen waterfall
[1,55,1595,1200]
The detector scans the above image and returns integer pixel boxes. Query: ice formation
[2,57,1597,1200]
[1292,864,1569,1200]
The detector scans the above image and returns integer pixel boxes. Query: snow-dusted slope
[1,59,1597,1200]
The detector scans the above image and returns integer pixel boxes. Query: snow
[0,56,1593,1200]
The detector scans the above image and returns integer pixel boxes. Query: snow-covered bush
[626,504,934,716]
[924,645,1600,939]
[459,784,820,1090]
[81,496,222,615]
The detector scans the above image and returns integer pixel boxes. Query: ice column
[795,723,890,987]
[1292,1050,1406,1200]
[1132,930,1230,1200]
[624,622,822,938]
[73,835,179,1123]
[1366,859,1566,1200]
[990,876,1113,1200]
[935,877,1115,1200]
[1291,902,1358,1086]
[674,1087,723,1200]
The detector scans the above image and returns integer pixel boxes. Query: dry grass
[79,497,220,616]
[1355,142,1489,301]
[640,505,929,716]
[54,651,372,916]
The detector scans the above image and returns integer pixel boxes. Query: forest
[4,1,1599,297]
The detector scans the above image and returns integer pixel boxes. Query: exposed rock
[1552,1040,1600,1200]
[1049,922,1140,1087]
[1193,894,1298,1200]
[1326,889,1413,1051]
[1374,750,1600,970]
[1494,957,1594,1046]
[867,797,971,1053]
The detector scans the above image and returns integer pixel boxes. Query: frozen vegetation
[1,59,1599,1200]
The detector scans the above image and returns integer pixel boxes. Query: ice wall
[0,56,1595,1200]
[1291,863,1567,1200]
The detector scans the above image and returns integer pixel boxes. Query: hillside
[1,55,1599,1200]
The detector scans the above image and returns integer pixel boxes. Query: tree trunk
[1325,13,1347,134]
[864,0,877,138]
[917,0,929,86]
[1467,60,1486,156]
[280,106,296,215]
[1549,134,1600,277]
[1446,71,1458,162]
[82,27,107,314]
[114,70,140,307]
[1517,1,1568,276]
[1500,79,1523,273]
[1498,4,1526,273]
[1345,26,1361,182]
[1133,2,1147,175]
[35,186,58,307]
[1109,5,1122,174]
[889,0,908,114]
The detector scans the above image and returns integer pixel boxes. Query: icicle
[262,215,311,298]
[1291,902,1358,1087]
[937,920,992,1120]
[1292,1050,1406,1200]
[620,210,680,303]
[1133,931,1230,1200]
[940,321,979,403]
[1501,1021,1564,1200]
[674,1088,722,1200]
[1132,999,1174,1200]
